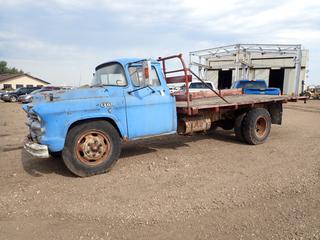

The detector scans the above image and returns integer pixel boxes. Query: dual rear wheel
[234,108,271,145]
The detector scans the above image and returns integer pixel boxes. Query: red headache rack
[158,54,192,114]
[158,53,230,115]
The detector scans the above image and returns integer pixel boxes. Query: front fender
[40,112,127,152]
[65,112,127,138]
[32,100,127,152]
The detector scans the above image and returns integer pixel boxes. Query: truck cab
[24,58,177,176]
[92,59,177,138]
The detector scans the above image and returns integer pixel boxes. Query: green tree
[0,61,24,74]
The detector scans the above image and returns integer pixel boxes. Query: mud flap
[268,102,283,125]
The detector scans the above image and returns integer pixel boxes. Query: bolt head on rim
[76,130,111,166]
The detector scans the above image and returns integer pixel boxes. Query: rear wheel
[242,108,271,145]
[62,121,121,177]
[234,112,247,142]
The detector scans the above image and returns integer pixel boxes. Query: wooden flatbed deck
[176,94,302,111]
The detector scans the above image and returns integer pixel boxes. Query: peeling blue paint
[23,59,177,152]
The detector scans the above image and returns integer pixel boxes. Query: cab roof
[95,58,159,71]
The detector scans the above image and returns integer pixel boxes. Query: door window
[128,66,160,87]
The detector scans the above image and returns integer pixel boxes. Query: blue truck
[23,54,304,177]
[231,79,281,95]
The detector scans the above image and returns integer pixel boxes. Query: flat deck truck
[23,54,305,177]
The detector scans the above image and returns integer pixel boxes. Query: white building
[190,44,308,95]
[0,73,50,90]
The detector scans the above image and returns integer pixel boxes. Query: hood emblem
[98,102,112,108]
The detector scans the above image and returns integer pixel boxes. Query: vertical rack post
[158,54,191,115]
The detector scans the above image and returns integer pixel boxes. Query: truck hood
[32,87,108,103]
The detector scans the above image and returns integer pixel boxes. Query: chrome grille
[26,112,42,143]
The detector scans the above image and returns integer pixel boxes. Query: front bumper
[24,137,49,158]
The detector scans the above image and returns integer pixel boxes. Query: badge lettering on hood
[98,102,112,108]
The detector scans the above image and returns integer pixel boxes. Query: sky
[0,0,320,86]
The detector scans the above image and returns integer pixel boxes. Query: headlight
[26,112,45,142]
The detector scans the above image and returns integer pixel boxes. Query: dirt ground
[0,100,320,240]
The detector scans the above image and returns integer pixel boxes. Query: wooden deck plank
[175,94,288,109]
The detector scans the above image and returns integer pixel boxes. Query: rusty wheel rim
[255,117,267,138]
[75,130,111,166]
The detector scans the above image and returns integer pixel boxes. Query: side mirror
[142,60,152,86]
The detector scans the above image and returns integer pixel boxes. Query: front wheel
[242,108,271,145]
[62,121,121,177]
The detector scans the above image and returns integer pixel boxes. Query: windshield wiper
[128,85,155,95]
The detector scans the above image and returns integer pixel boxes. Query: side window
[128,67,161,87]
[3,84,12,89]
[18,88,26,94]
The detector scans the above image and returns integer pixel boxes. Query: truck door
[125,65,177,139]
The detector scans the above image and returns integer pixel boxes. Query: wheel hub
[255,117,267,137]
[76,131,111,166]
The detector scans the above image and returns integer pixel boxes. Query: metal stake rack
[189,44,302,96]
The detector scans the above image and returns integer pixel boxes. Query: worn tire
[234,112,247,142]
[242,108,271,145]
[62,121,121,177]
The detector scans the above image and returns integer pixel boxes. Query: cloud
[0,0,320,85]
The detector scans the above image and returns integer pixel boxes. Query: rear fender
[268,102,283,125]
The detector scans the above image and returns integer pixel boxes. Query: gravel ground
[0,100,319,240]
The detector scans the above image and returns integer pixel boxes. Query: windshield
[181,82,213,90]
[189,82,212,89]
[30,89,41,94]
[13,88,22,93]
[93,63,127,86]
[236,81,267,89]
